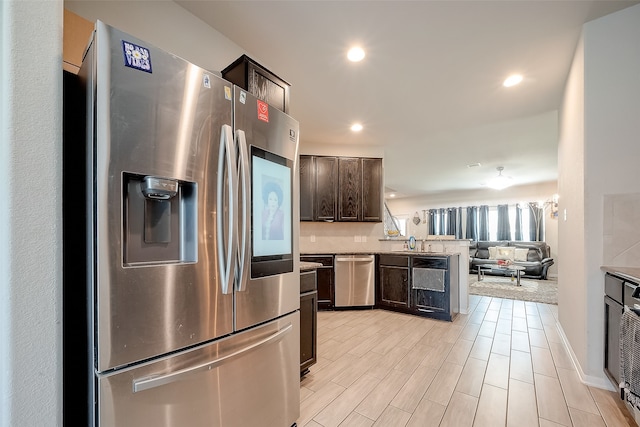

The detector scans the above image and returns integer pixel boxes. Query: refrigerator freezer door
[85,22,235,372]
[97,312,300,427]
[233,87,300,331]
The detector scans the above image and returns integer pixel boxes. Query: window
[487,204,535,241]
[393,216,408,237]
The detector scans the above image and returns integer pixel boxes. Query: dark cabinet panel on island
[377,255,410,310]
[375,253,459,321]
[411,255,459,321]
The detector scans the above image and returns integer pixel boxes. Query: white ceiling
[175,0,638,199]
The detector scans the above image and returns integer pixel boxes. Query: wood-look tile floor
[298,295,637,427]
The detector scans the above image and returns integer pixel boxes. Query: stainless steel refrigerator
[75,21,300,427]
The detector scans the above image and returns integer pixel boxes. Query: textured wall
[1,1,64,425]
[604,193,640,266]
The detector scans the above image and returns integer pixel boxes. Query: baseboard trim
[555,320,616,391]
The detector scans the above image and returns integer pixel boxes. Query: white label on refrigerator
[239,91,247,104]
[203,74,211,88]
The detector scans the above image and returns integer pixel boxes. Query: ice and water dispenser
[123,173,197,265]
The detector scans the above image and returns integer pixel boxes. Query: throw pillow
[496,246,515,261]
[514,248,529,262]
[488,246,498,260]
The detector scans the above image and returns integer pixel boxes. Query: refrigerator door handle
[217,124,238,295]
[132,322,293,393]
[235,129,251,292]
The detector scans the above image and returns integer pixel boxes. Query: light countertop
[300,261,323,271]
[601,266,640,283]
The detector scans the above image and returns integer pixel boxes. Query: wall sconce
[550,194,559,219]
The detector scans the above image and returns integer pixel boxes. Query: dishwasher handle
[335,256,374,263]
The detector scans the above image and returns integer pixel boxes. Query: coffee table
[477,264,526,286]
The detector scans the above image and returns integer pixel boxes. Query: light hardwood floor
[298,295,636,426]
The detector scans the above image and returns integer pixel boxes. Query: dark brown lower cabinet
[411,255,459,322]
[300,255,334,310]
[375,253,459,321]
[300,269,318,376]
[604,273,624,386]
[377,255,410,310]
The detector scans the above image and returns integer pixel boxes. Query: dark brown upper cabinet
[300,155,382,222]
[338,157,362,221]
[314,156,339,221]
[299,156,315,221]
[361,158,383,222]
[221,54,291,114]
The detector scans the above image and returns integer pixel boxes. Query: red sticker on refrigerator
[257,100,269,123]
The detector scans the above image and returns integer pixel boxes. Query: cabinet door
[412,287,449,314]
[300,291,317,374]
[247,61,290,114]
[315,157,338,221]
[379,266,409,309]
[604,295,623,385]
[338,157,361,221]
[410,257,452,320]
[222,55,290,114]
[362,158,383,222]
[299,156,314,221]
[301,255,334,310]
[315,267,334,310]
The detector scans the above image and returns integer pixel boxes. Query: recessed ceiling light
[351,123,363,132]
[347,47,365,62]
[503,74,523,87]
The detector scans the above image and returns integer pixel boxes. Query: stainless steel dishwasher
[334,254,375,307]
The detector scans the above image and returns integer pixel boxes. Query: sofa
[469,241,554,280]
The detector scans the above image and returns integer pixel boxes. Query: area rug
[468,275,558,305]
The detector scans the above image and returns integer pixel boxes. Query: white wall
[559,3,640,388]
[65,1,245,75]
[558,30,589,385]
[1,1,64,425]
[300,141,385,158]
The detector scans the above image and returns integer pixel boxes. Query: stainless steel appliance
[334,254,375,307]
[75,21,300,427]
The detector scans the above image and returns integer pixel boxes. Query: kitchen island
[378,252,459,321]
[300,238,470,314]
[300,250,462,321]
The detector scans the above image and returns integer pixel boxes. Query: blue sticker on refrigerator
[122,40,152,73]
